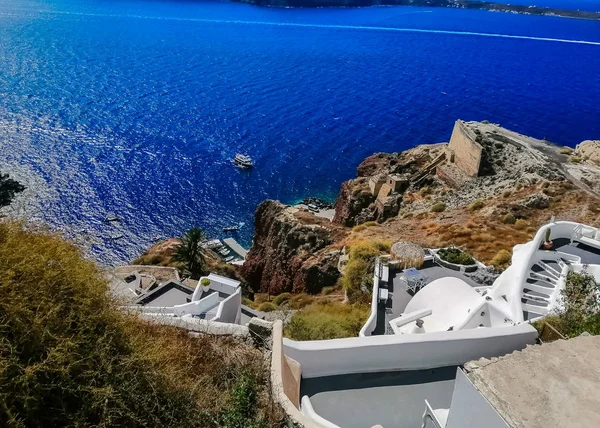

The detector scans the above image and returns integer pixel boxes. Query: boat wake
[6,10,600,47]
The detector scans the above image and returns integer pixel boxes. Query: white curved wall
[284,323,537,379]
[359,260,380,337]
[213,288,242,324]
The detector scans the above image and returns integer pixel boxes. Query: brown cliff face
[332,178,376,226]
[241,200,345,295]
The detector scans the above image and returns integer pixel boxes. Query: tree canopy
[173,227,207,279]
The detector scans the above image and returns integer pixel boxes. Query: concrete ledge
[270,321,320,428]
[139,313,249,338]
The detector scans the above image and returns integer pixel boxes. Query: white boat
[234,154,253,168]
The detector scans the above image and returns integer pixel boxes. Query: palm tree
[173,227,206,279]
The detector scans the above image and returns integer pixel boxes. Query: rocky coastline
[234,0,600,21]
[239,120,600,295]
[139,120,600,298]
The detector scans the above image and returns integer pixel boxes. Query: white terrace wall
[359,258,381,337]
[212,288,242,324]
[283,323,537,379]
[192,273,240,301]
[173,292,219,317]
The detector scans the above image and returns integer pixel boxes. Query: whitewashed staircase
[521,257,568,318]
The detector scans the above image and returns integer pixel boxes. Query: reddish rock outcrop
[332,178,376,226]
[356,153,392,177]
[241,200,342,295]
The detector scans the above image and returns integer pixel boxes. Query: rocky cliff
[241,200,346,295]
[242,121,600,295]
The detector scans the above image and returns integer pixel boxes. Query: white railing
[173,292,219,317]
[359,258,381,337]
[212,288,241,324]
[284,323,537,379]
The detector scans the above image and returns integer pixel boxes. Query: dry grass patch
[284,301,370,341]
[0,222,283,427]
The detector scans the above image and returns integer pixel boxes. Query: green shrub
[272,292,292,306]
[284,302,369,341]
[363,221,378,227]
[289,293,315,309]
[211,262,239,280]
[149,254,164,264]
[536,272,600,340]
[419,186,432,197]
[491,249,512,269]
[514,219,529,230]
[258,302,277,312]
[201,278,211,287]
[502,213,516,224]
[437,247,475,265]
[430,202,447,213]
[340,240,390,303]
[352,224,367,233]
[0,222,283,427]
[515,182,523,190]
[569,155,582,164]
[468,200,485,211]
[559,148,573,155]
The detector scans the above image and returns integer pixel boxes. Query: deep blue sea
[1,0,599,265]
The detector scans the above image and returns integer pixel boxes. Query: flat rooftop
[375,261,483,335]
[301,366,456,428]
[466,335,600,428]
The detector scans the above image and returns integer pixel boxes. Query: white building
[274,221,600,428]
[129,273,247,325]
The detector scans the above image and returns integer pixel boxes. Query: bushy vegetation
[437,247,475,265]
[491,249,512,269]
[173,227,207,279]
[534,272,600,338]
[284,302,369,341]
[340,240,391,303]
[502,213,516,224]
[288,293,315,309]
[468,200,485,211]
[272,292,292,306]
[430,202,446,212]
[352,224,368,233]
[514,218,530,230]
[258,302,277,312]
[0,222,283,427]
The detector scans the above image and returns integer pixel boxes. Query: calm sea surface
[1,0,599,264]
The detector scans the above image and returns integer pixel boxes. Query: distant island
[235,0,600,20]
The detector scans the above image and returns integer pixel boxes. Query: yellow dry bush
[284,302,370,341]
[0,222,283,427]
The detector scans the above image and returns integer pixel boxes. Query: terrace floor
[554,238,600,265]
[374,260,483,335]
[301,366,457,428]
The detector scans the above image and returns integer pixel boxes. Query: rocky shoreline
[234,0,600,21]
[238,120,600,295]
[140,120,600,297]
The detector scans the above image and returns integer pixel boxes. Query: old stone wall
[448,121,483,177]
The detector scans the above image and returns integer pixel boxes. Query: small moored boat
[223,225,239,232]
[234,154,253,168]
